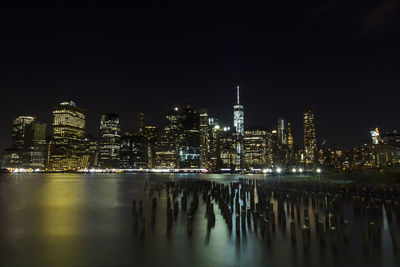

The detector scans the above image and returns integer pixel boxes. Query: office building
[199,109,210,169]
[49,101,86,170]
[137,112,145,133]
[99,113,121,169]
[120,132,149,169]
[304,108,317,167]
[177,104,201,168]
[2,116,46,169]
[233,86,244,169]
[243,127,268,169]
[154,107,182,168]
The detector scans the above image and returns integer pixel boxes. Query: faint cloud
[357,0,400,36]
[310,0,400,36]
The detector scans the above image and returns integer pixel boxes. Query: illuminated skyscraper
[370,128,380,144]
[233,86,244,134]
[99,113,121,169]
[286,122,294,161]
[243,127,268,169]
[267,129,280,167]
[207,117,221,171]
[84,135,99,168]
[233,85,244,168]
[142,125,158,168]
[137,112,145,133]
[2,116,47,169]
[199,108,210,168]
[277,118,286,145]
[154,107,182,168]
[304,108,317,166]
[25,121,47,169]
[49,101,86,170]
[12,116,35,151]
[120,132,149,169]
[178,104,201,168]
[219,128,237,170]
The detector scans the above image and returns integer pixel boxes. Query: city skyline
[1,2,400,157]
[1,4,400,267]
[3,87,399,172]
[1,92,397,153]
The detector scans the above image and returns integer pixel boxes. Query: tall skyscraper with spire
[233,85,244,168]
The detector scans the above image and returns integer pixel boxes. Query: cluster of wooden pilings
[132,200,146,236]
[131,177,400,251]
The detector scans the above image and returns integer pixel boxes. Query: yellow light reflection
[39,174,84,237]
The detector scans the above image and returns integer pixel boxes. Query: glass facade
[49,101,86,170]
[99,113,121,169]
[2,116,47,169]
[243,128,268,169]
[233,86,244,169]
[303,108,317,167]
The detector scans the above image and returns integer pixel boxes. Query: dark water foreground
[0,173,399,267]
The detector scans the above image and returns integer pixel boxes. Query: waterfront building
[243,127,268,169]
[346,143,377,169]
[2,116,47,169]
[134,111,158,168]
[142,125,158,168]
[207,118,222,171]
[120,133,149,169]
[286,122,294,154]
[304,108,317,167]
[22,121,47,169]
[219,128,237,170]
[154,128,177,168]
[276,118,295,167]
[267,129,286,168]
[84,135,100,168]
[233,86,244,169]
[177,104,201,168]
[12,116,35,152]
[375,131,400,167]
[277,118,286,146]
[284,122,295,166]
[154,107,182,168]
[49,101,86,170]
[199,108,210,169]
[317,146,343,169]
[1,148,20,169]
[99,113,121,169]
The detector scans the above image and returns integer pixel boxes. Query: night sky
[1,1,399,156]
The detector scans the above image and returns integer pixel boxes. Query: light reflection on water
[0,173,399,267]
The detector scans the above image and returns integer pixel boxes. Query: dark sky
[1,1,400,155]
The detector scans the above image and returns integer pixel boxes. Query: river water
[0,173,398,267]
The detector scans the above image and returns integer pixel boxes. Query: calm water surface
[0,173,398,267]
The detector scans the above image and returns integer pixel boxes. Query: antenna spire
[237,85,240,105]
[187,90,191,106]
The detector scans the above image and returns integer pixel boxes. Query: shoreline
[2,169,400,184]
